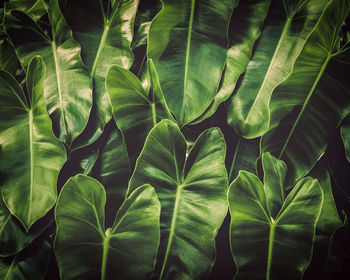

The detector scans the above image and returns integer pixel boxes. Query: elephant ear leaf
[4,0,93,146]
[0,56,66,230]
[341,114,350,163]
[261,0,350,186]
[54,175,160,280]
[63,0,139,148]
[129,120,228,279]
[148,0,236,125]
[228,153,323,280]
[4,0,46,21]
[227,0,330,138]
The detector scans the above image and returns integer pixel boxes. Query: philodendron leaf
[228,153,323,280]
[4,0,92,146]
[0,197,50,257]
[0,39,23,81]
[341,114,350,162]
[192,0,270,125]
[0,240,51,280]
[148,0,236,125]
[107,59,174,164]
[63,0,139,148]
[129,120,228,279]
[4,0,46,21]
[54,175,160,280]
[227,0,329,138]
[0,56,66,230]
[261,0,350,186]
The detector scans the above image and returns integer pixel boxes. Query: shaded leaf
[341,114,350,163]
[5,0,46,21]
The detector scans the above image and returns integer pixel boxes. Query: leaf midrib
[28,110,34,226]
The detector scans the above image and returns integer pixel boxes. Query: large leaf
[261,0,350,186]
[54,175,160,280]
[4,0,46,21]
[4,0,92,146]
[0,56,66,230]
[192,0,270,125]
[129,120,228,279]
[63,0,139,148]
[341,114,350,162]
[227,0,329,138]
[148,0,236,125]
[228,153,323,280]
[0,39,23,81]
[0,240,51,280]
[107,59,174,164]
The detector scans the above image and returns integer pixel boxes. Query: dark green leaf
[5,0,46,21]
[129,120,228,279]
[0,39,23,81]
[341,114,350,162]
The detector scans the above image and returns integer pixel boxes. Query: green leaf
[0,240,51,280]
[4,0,46,21]
[107,59,174,164]
[0,196,51,257]
[261,0,350,186]
[227,0,330,138]
[63,0,139,148]
[129,120,228,279]
[228,158,323,279]
[148,0,236,125]
[0,39,23,81]
[0,56,66,230]
[54,175,160,280]
[192,0,270,125]
[341,114,350,162]
[4,0,93,146]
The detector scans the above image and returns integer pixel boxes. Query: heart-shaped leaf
[129,119,228,279]
[0,56,66,230]
[54,175,160,280]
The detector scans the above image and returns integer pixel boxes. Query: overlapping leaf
[4,0,46,21]
[55,175,160,280]
[341,114,350,162]
[0,56,66,230]
[227,0,329,138]
[129,120,228,279]
[228,152,323,280]
[5,0,92,146]
[148,0,236,125]
[262,0,350,186]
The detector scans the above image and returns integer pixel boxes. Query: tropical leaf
[0,56,66,230]
[0,39,23,81]
[341,114,350,162]
[228,152,323,280]
[4,0,46,21]
[261,0,350,186]
[63,0,139,148]
[227,0,330,138]
[0,240,51,280]
[129,120,228,279]
[107,59,174,164]
[192,0,270,125]
[54,175,160,280]
[4,0,92,146]
[148,0,236,125]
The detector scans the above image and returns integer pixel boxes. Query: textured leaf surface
[192,0,270,124]
[148,0,235,125]
[5,0,92,146]
[262,0,350,185]
[64,0,139,148]
[129,120,228,279]
[228,154,323,280]
[227,0,329,138]
[55,175,160,280]
[0,57,66,230]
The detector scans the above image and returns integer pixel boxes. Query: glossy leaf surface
[0,57,66,230]
[107,59,174,164]
[227,0,329,138]
[262,0,350,186]
[55,175,160,280]
[228,154,323,280]
[0,241,51,280]
[5,0,92,146]
[0,39,22,80]
[129,120,228,279]
[192,0,270,124]
[4,0,46,21]
[64,0,139,148]
[148,0,235,125]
